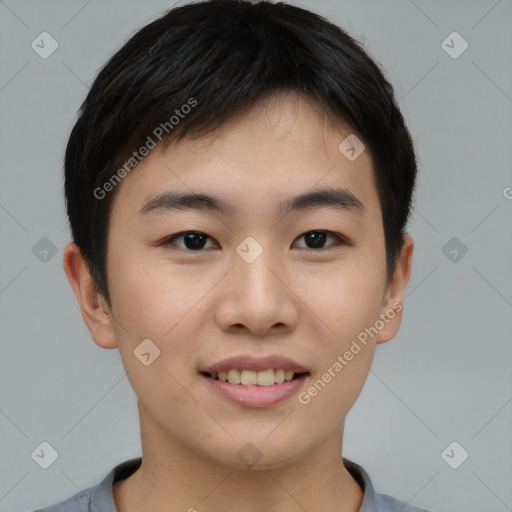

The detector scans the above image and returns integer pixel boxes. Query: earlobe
[62,242,118,349]
[375,235,414,345]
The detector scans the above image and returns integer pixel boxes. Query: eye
[163,231,218,251]
[162,230,348,251]
[292,230,347,250]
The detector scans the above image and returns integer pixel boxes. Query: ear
[375,234,414,345]
[62,242,118,349]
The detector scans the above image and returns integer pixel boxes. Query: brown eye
[164,231,217,250]
[293,231,347,250]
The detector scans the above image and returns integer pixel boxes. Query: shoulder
[375,492,433,512]
[31,458,141,512]
[342,458,432,512]
[32,487,94,512]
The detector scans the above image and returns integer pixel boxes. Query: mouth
[199,369,311,408]
[200,369,309,386]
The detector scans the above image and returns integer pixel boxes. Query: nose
[214,245,300,337]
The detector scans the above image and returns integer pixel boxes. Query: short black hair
[64,0,418,308]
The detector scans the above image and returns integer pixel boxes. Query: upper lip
[200,355,309,374]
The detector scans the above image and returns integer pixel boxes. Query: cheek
[108,253,210,372]
[298,257,385,338]
[300,274,380,419]
[108,249,190,330]
[296,252,384,402]
[304,351,374,427]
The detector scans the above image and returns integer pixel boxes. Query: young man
[36,0,430,510]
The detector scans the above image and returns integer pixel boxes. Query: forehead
[110,92,379,220]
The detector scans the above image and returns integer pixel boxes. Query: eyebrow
[138,187,365,218]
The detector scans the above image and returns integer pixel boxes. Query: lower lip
[200,373,310,408]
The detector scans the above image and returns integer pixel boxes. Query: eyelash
[162,230,349,251]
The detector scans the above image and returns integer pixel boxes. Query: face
[65,91,413,470]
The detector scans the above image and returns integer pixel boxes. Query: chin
[203,435,309,471]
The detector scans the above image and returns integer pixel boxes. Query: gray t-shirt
[33,457,432,511]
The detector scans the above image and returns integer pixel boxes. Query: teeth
[240,369,257,385]
[274,369,285,384]
[211,369,301,386]
[227,369,240,384]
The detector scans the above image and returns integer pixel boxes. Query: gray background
[1,0,511,511]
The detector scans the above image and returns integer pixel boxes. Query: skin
[63,91,413,512]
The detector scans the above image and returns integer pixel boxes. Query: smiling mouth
[200,369,310,386]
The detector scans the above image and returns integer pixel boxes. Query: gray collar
[87,456,409,512]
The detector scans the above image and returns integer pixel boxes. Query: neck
[113,408,364,512]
